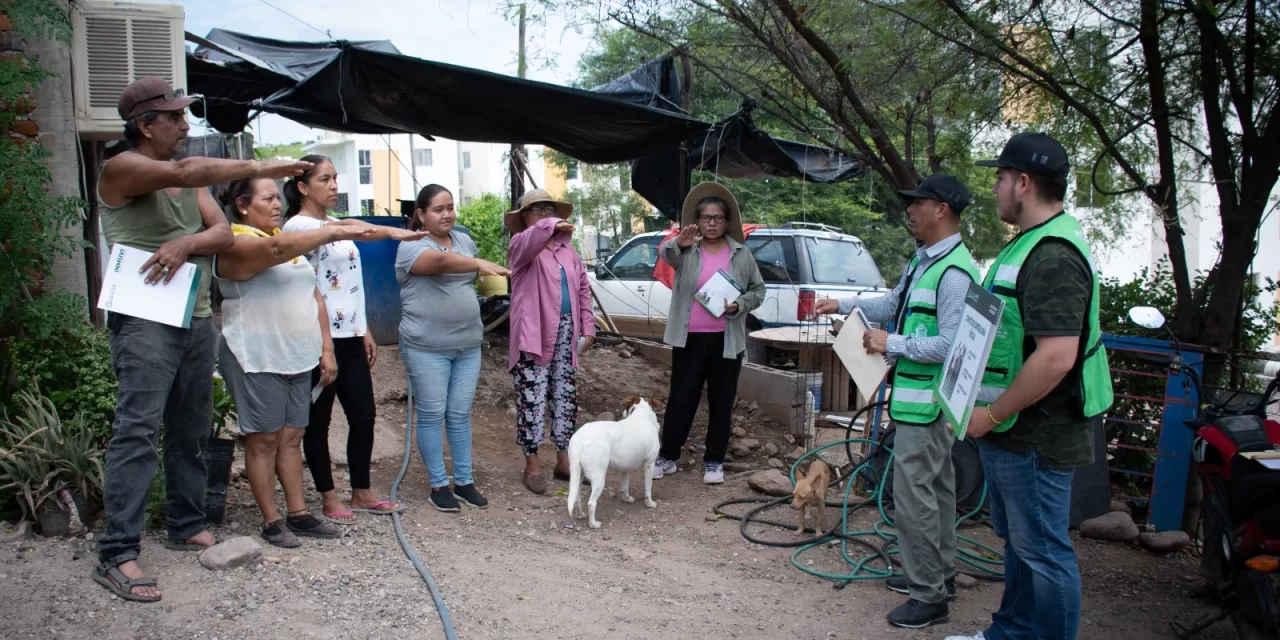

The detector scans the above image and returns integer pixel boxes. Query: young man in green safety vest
[945,133,1114,640]
[815,173,979,629]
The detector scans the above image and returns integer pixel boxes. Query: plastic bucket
[204,437,236,525]
[477,274,509,296]
[797,369,823,413]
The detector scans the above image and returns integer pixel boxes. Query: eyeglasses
[697,215,726,224]
[526,203,558,216]
[129,89,185,114]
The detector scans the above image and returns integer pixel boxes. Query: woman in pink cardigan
[505,189,596,494]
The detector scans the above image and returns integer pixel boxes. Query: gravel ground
[0,338,1243,639]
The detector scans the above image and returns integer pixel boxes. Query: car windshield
[805,237,884,286]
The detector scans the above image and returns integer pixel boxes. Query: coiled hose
[713,400,1005,588]
[389,386,458,640]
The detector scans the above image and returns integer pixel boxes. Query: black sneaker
[885,575,957,601]
[429,487,461,513]
[454,484,488,509]
[886,598,950,629]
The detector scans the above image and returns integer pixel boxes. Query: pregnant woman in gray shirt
[395,184,509,512]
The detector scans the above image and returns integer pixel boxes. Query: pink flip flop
[350,500,404,515]
[322,509,357,525]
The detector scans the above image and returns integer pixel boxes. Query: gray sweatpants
[892,417,958,604]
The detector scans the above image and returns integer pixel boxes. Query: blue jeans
[403,346,480,489]
[978,440,1081,640]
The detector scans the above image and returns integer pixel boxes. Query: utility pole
[509,3,527,208]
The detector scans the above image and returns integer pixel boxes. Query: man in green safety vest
[816,173,979,629]
[945,133,1114,640]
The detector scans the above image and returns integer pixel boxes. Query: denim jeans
[978,439,1081,640]
[98,315,216,565]
[403,346,480,488]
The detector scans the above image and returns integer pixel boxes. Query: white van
[589,222,889,339]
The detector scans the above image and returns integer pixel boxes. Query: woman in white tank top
[214,177,424,548]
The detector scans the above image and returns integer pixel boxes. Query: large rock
[730,438,760,459]
[1110,499,1132,515]
[785,446,808,461]
[955,574,978,589]
[200,536,264,570]
[1080,512,1140,542]
[767,458,786,470]
[731,427,748,438]
[763,443,779,457]
[1139,530,1192,554]
[747,470,794,497]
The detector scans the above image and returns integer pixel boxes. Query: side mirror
[594,261,611,279]
[1128,306,1166,330]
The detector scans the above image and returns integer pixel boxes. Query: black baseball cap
[976,132,1070,180]
[897,173,971,215]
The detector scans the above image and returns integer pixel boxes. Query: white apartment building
[303,132,461,216]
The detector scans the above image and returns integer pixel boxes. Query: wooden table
[748,326,853,413]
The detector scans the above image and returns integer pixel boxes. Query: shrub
[456,193,509,267]
[0,387,104,521]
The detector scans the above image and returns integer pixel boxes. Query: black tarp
[186,29,707,164]
[589,57,865,220]
[185,31,865,220]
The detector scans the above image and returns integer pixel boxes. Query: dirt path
[0,339,1239,639]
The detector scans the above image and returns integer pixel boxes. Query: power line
[258,0,330,39]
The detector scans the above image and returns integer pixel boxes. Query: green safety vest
[978,212,1114,431]
[887,242,980,425]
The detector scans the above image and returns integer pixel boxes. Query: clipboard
[832,307,891,404]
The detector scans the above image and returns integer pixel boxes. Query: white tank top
[217,225,322,374]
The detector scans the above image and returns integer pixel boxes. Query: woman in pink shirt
[505,190,596,494]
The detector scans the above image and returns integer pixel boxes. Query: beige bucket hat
[681,182,744,243]
[504,189,573,234]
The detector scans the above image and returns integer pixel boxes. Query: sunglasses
[129,89,186,114]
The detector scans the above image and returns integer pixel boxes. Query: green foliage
[0,387,105,521]
[457,193,509,266]
[211,375,238,440]
[8,295,116,445]
[563,164,651,252]
[254,142,307,160]
[0,0,71,43]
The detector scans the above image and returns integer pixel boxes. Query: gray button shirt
[838,233,970,364]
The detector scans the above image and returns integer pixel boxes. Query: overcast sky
[178,0,596,144]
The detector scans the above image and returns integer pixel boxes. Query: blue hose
[390,386,458,640]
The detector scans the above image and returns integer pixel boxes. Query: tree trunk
[28,0,87,312]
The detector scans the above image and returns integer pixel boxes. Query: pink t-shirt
[688,243,733,333]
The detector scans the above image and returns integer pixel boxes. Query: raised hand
[554,221,576,234]
[476,259,511,276]
[675,224,700,249]
[813,298,841,315]
[256,160,314,179]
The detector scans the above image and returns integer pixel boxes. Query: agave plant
[0,388,105,521]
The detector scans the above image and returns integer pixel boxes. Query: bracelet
[986,405,1003,426]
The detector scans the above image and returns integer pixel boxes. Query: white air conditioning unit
[71,0,186,140]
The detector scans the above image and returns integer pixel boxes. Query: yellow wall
[544,155,568,199]
[371,149,401,216]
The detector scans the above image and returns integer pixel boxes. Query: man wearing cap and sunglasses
[814,173,980,629]
[93,77,313,603]
[944,133,1114,640]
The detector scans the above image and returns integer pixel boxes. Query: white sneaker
[652,458,677,479]
[943,632,985,640]
[703,462,724,484]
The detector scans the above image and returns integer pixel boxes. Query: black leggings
[304,336,376,492]
[660,332,743,464]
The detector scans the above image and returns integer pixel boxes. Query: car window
[605,236,661,279]
[745,236,801,284]
[805,237,884,286]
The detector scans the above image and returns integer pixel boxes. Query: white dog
[567,396,664,528]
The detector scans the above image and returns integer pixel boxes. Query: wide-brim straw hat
[681,182,744,243]
[504,188,573,234]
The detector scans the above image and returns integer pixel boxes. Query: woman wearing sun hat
[653,182,765,485]
[506,189,597,494]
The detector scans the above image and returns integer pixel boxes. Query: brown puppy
[791,460,831,534]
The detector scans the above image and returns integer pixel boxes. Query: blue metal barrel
[354,216,408,345]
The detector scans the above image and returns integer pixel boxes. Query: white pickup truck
[589,222,889,339]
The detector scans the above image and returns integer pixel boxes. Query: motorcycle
[1128,306,1280,639]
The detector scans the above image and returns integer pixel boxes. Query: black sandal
[285,513,343,539]
[92,561,161,603]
